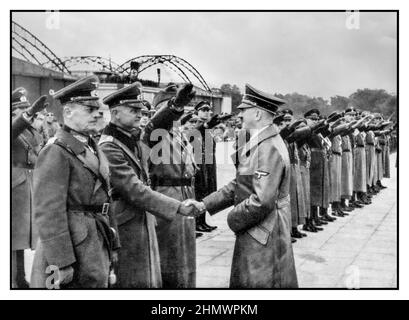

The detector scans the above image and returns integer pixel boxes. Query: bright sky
[12,11,397,99]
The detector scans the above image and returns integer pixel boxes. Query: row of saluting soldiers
[11,75,395,289]
[270,107,394,241]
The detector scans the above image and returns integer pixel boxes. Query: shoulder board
[98,134,114,145]
[46,136,58,146]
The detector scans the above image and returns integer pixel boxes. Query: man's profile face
[65,103,100,134]
[115,105,143,130]
[238,105,258,130]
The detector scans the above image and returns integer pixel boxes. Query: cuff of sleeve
[42,231,76,269]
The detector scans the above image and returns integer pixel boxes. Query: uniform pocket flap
[247,226,269,245]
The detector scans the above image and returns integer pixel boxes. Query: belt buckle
[102,203,110,215]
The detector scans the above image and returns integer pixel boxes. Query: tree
[220,83,243,113]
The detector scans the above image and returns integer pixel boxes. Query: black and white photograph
[8,8,399,298]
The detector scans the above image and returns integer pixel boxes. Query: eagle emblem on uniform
[254,170,269,179]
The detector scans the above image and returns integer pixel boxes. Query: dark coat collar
[103,122,137,152]
[55,127,87,155]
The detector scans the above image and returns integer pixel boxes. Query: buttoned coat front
[203,125,298,288]
[353,132,367,192]
[99,123,181,288]
[341,135,353,198]
[30,128,115,288]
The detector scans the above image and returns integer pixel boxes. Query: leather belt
[151,176,195,187]
[342,149,351,152]
[366,143,375,146]
[69,203,110,215]
[332,151,342,155]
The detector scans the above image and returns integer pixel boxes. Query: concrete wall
[12,57,77,122]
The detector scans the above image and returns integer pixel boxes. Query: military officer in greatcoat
[189,84,298,288]
[12,88,48,288]
[99,83,199,288]
[30,76,119,288]
[143,83,198,288]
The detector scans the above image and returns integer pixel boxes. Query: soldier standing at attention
[11,88,48,288]
[30,76,119,288]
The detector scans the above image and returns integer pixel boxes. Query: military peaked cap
[52,75,99,105]
[12,87,30,109]
[103,82,145,109]
[238,84,286,114]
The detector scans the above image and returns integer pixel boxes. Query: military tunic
[144,103,197,288]
[365,131,377,186]
[329,135,342,202]
[30,128,116,288]
[12,114,43,251]
[341,135,353,198]
[353,131,367,192]
[288,142,306,226]
[203,125,298,288]
[99,123,181,288]
[298,143,311,219]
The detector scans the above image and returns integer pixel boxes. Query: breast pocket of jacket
[68,211,89,246]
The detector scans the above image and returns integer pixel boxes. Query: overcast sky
[12,11,397,99]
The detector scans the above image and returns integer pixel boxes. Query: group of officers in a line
[271,106,394,243]
[11,75,395,289]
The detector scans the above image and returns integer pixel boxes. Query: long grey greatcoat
[144,103,197,288]
[12,114,43,251]
[307,133,330,208]
[365,131,376,186]
[288,142,306,226]
[99,123,181,288]
[203,125,298,288]
[353,132,367,192]
[30,128,117,288]
[298,143,311,218]
[383,134,391,178]
[376,137,384,182]
[329,135,342,202]
[341,135,353,198]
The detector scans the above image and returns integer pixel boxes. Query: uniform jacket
[365,131,377,186]
[193,121,218,201]
[99,122,181,288]
[203,125,298,288]
[353,131,367,192]
[306,133,330,208]
[341,135,353,198]
[383,134,391,178]
[329,135,342,202]
[30,128,116,288]
[287,142,306,227]
[298,143,311,218]
[12,114,43,250]
[143,103,197,288]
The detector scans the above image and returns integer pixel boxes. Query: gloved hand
[173,83,196,110]
[206,114,220,129]
[180,112,194,125]
[26,95,48,117]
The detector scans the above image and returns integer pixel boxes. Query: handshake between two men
[177,199,207,217]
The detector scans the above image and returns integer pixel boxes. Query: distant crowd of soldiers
[271,107,395,242]
[11,76,396,289]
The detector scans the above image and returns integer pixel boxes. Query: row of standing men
[272,107,394,242]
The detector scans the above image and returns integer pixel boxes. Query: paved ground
[196,145,397,289]
[23,144,397,289]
